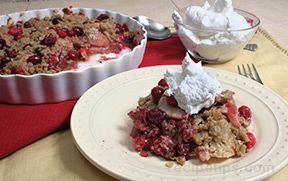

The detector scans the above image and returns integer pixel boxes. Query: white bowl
[0,8,147,104]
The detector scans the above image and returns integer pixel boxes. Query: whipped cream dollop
[164,53,222,114]
[184,0,250,32]
[174,0,253,61]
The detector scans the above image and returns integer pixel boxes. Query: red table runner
[0,35,186,158]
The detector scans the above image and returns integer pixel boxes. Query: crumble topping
[0,8,144,75]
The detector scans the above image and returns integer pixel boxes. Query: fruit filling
[129,81,256,165]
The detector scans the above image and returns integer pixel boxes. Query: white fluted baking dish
[0,8,147,104]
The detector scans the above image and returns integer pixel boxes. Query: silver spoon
[133,16,172,40]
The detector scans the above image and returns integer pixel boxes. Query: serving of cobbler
[128,78,256,165]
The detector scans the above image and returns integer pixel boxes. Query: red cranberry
[238,106,252,120]
[132,136,149,151]
[116,24,124,33]
[67,29,76,37]
[96,14,109,21]
[34,47,43,57]
[24,21,33,28]
[158,79,168,87]
[146,108,165,125]
[246,132,256,149]
[176,143,190,158]
[51,17,63,25]
[130,127,141,138]
[79,47,90,58]
[47,55,58,66]
[146,126,160,138]
[151,86,164,103]
[166,95,178,107]
[3,44,10,50]
[116,24,128,33]
[0,38,7,49]
[67,50,79,60]
[122,24,128,31]
[63,8,73,15]
[14,34,23,41]
[27,55,42,64]
[0,57,10,68]
[128,107,150,125]
[12,67,25,74]
[139,151,149,157]
[79,48,90,60]
[134,119,147,131]
[0,38,6,45]
[124,36,134,44]
[73,43,81,50]
[6,49,17,58]
[128,109,138,120]
[56,29,67,38]
[8,26,23,36]
[73,26,84,36]
[41,34,57,46]
[16,20,23,24]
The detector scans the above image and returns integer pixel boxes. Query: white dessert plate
[71,65,288,181]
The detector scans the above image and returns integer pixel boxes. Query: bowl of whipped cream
[172,0,260,63]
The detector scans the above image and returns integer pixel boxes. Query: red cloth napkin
[139,35,186,67]
[0,35,186,158]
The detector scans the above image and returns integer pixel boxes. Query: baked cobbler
[0,8,144,75]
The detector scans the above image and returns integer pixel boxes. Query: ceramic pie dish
[0,7,147,104]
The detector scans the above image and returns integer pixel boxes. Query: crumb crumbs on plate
[165,161,174,168]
